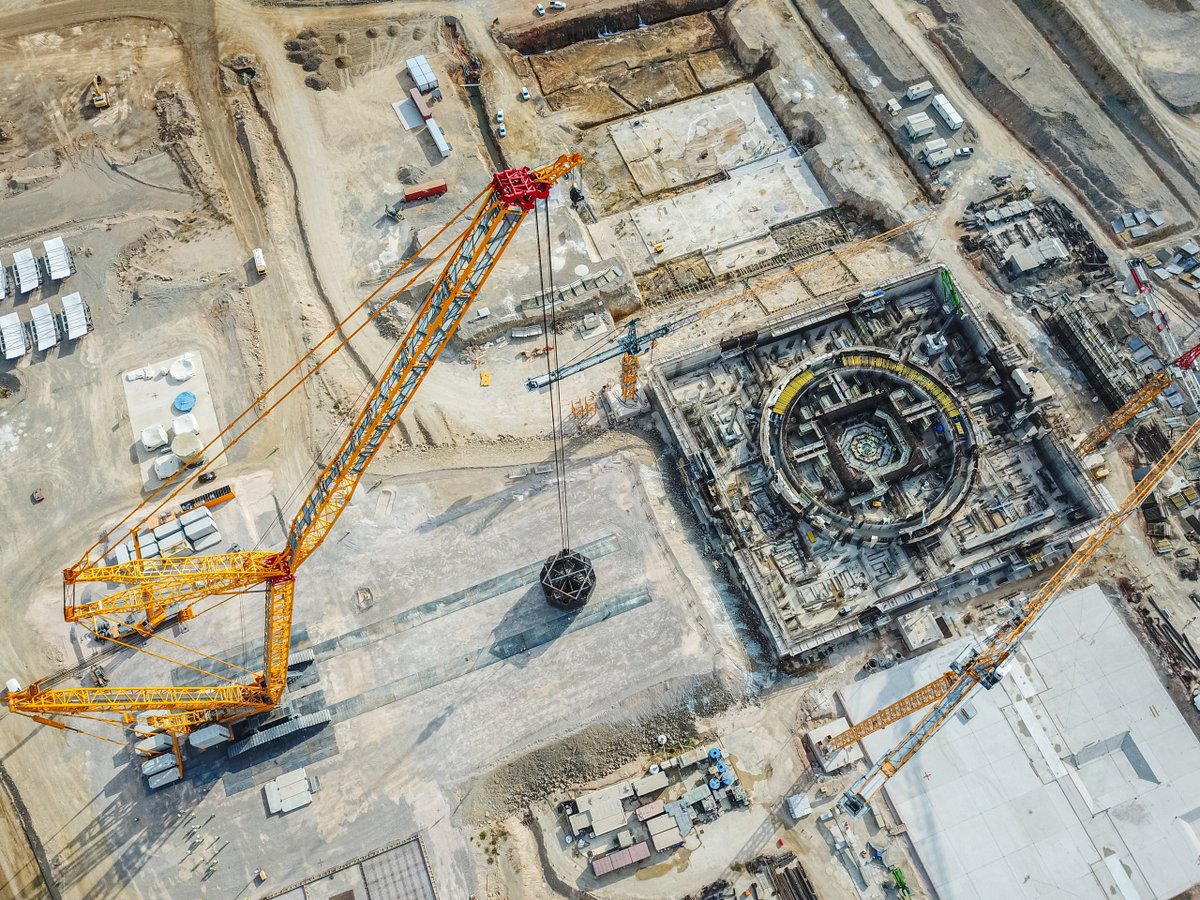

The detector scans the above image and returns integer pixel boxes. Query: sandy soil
[0,0,1198,898]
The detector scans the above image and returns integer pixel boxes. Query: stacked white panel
[60,292,91,340]
[29,303,58,350]
[13,248,39,293]
[0,312,26,360]
[43,236,73,281]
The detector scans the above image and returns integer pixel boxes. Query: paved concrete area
[841,584,1200,900]
[19,449,745,898]
[608,85,789,196]
[598,151,832,274]
[120,350,227,488]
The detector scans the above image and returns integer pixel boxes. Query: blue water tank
[174,391,196,412]
[721,771,735,787]
[715,761,728,775]
[708,747,722,761]
[708,777,721,791]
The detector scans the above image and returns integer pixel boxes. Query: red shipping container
[410,87,432,121]
[403,179,448,202]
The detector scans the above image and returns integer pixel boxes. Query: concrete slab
[600,150,830,274]
[607,84,789,196]
[839,585,1200,900]
[120,350,226,489]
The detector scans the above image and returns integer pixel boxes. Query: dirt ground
[0,0,1199,898]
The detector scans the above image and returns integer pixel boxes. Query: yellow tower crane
[527,215,934,397]
[1076,340,1200,456]
[820,382,1200,815]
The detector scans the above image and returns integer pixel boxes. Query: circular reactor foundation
[759,347,978,544]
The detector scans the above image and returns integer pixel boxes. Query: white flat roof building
[840,585,1200,900]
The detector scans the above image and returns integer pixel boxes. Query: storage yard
[1,1,1200,900]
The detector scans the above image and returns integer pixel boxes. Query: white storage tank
[135,733,173,755]
[183,518,217,541]
[179,507,214,527]
[153,520,182,541]
[190,531,223,553]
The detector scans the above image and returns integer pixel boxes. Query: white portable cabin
[0,264,7,300]
[0,312,28,360]
[905,81,934,101]
[426,118,452,159]
[42,236,74,281]
[926,148,953,168]
[59,292,92,340]
[28,303,59,351]
[12,248,40,294]
[904,112,935,140]
[405,55,438,92]
[931,93,964,131]
[921,137,948,156]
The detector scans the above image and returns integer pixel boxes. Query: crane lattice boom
[9,155,582,736]
[835,413,1200,816]
[1076,340,1200,456]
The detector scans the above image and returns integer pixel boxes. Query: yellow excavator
[90,75,110,110]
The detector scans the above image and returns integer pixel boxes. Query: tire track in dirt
[0,759,60,900]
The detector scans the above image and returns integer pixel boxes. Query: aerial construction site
[3,1,1200,899]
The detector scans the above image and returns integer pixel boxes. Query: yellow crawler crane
[7,155,583,741]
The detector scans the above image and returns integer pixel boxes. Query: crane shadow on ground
[51,764,209,899]
[487,584,579,669]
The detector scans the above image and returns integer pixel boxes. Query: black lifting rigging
[532,193,595,610]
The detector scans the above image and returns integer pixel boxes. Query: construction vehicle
[526,216,931,401]
[520,345,554,360]
[889,866,912,899]
[90,75,109,110]
[823,406,1200,816]
[1076,339,1200,455]
[5,155,583,744]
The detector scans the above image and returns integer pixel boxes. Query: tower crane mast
[8,156,582,736]
[828,413,1200,816]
